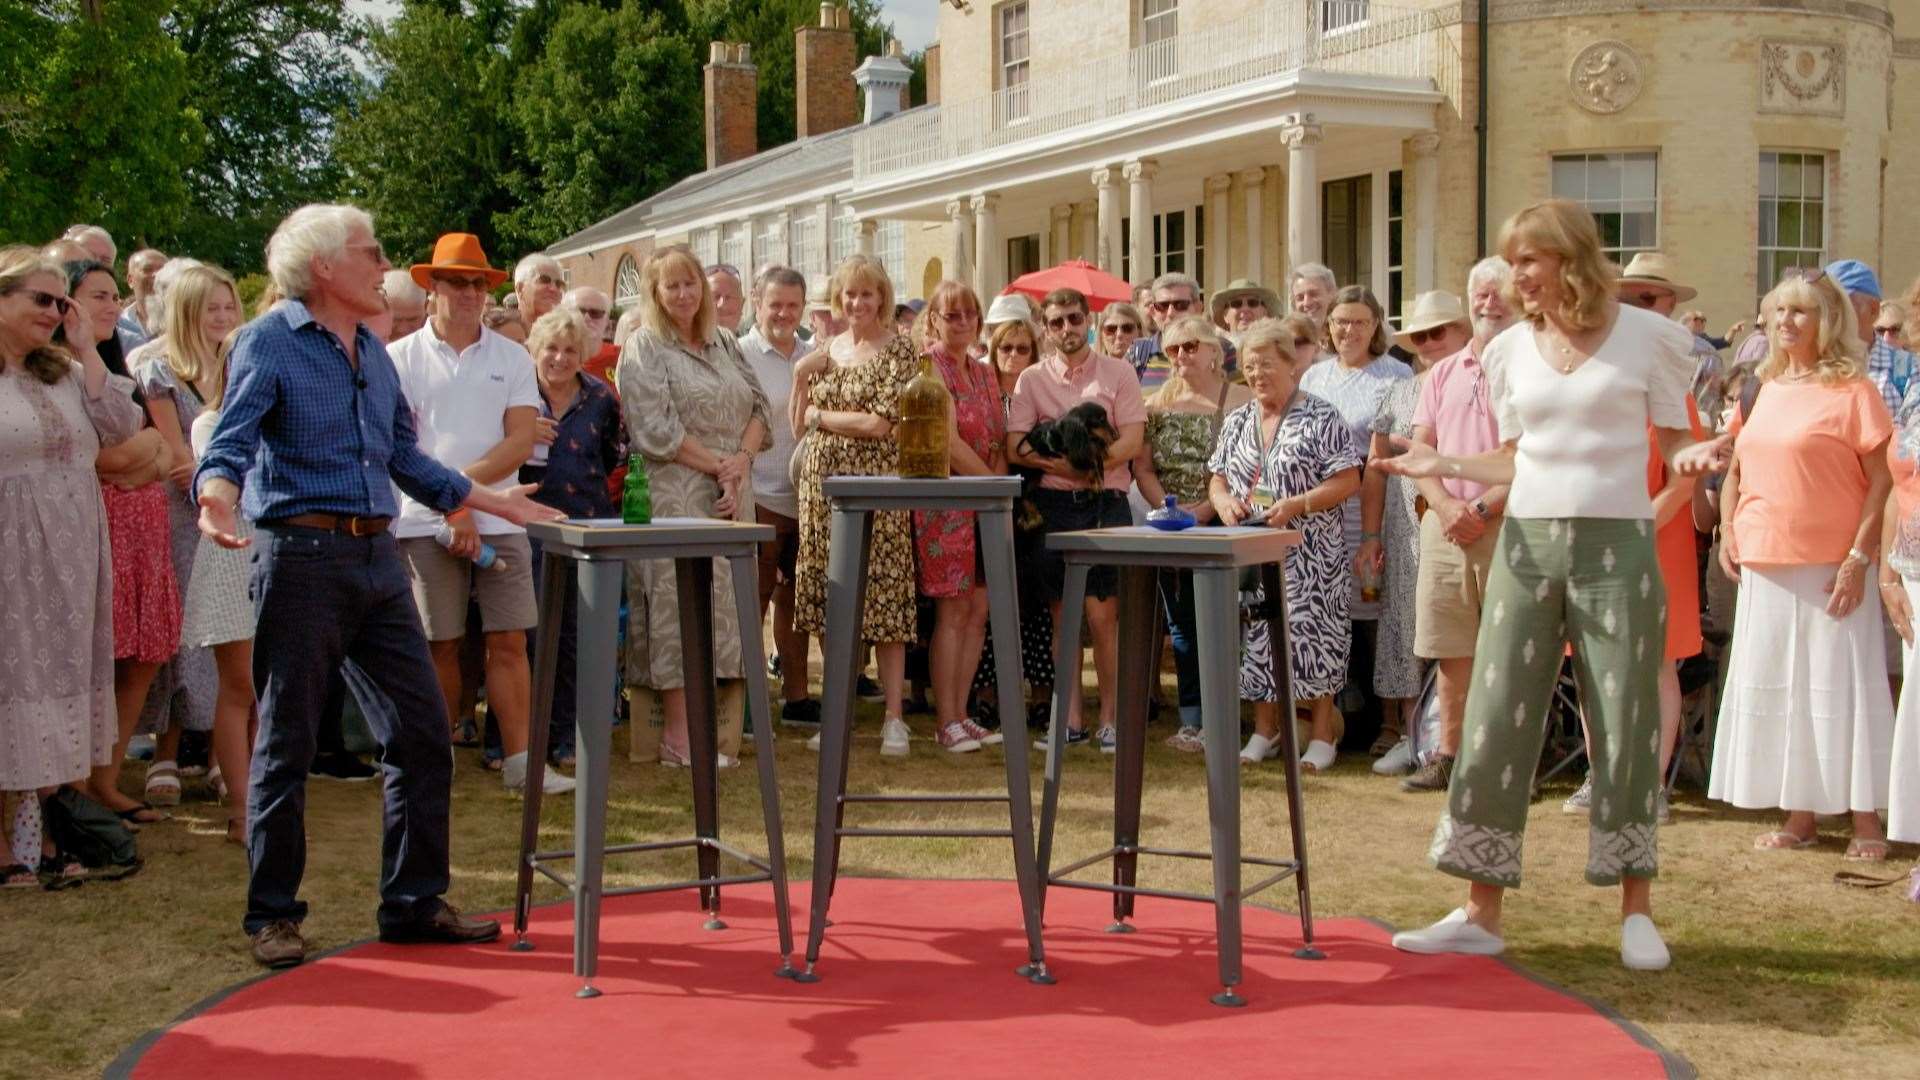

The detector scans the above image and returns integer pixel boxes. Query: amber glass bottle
[896,355,952,479]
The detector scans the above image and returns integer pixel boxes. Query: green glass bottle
[621,454,652,524]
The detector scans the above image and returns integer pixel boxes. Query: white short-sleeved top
[387,322,541,537]
[1487,304,1694,520]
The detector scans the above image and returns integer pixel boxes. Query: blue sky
[346,2,937,52]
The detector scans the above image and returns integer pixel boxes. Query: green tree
[159,1,368,274]
[495,1,702,251]
[0,1,203,256]
[330,1,515,267]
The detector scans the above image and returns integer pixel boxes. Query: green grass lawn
[2,697,1916,1079]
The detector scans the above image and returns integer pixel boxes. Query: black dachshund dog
[1018,401,1118,487]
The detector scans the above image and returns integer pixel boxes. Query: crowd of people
[3,199,1917,976]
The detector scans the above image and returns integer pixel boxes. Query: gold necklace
[1547,331,1579,373]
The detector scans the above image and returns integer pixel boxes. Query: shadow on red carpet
[115,879,1689,1079]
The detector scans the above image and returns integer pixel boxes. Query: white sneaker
[501,751,576,795]
[807,730,822,752]
[880,716,911,757]
[1300,739,1337,773]
[1372,736,1415,775]
[1239,732,1279,764]
[1391,908,1506,956]
[1620,914,1671,971]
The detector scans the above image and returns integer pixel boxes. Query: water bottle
[622,453,652,524]
[435,523,506,572]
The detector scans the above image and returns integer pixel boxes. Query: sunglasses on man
[1620,292,1667,309]
[1101,322,1138,335]
[1406,326,1453,346]
[1046,312,1087,329]
[1150,298,1195,313]
[1226,297,1266,310]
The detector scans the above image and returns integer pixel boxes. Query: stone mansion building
[548,1,1920,329]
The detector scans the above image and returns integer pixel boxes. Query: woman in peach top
[1710,269,1895,860]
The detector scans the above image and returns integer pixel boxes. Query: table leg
[1194,566,1246,1007]
[799,506,873,982]
[1035,561,1089,916]
[1109,565,1156,931]
[514,550,572,951]
[675,558,722,928]
[980,509,1050,983]
[1262,561,1321,961]
[570,558,622,998]
[730,553,795,976]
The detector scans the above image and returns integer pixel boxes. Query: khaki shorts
[1413,510,1498,659]
[399,533,538,641]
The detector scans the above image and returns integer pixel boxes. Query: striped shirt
[194,299,472,522]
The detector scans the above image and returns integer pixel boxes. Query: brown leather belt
[275,512,392,536]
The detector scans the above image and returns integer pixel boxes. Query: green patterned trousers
[1429,517,1666,889]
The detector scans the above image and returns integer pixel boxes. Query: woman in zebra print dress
[1208,318,1363,771]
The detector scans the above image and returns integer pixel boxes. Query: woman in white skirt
[1710,269,1895,860]
[180,333,256,845]
[1875,400,1920,851]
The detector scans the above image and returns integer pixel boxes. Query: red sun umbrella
[1002,259,1134,312]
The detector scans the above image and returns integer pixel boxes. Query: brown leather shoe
[378,901,501,946]
[1401,754,1455,793]
[251,919,307,969]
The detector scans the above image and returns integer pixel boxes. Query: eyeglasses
[997,343,1034,357]
[575,307,609,321]
[1046,312,1087,329]
[1150,298,1195,313]
[1165,341,1207,356]
[435,275,491,292]
[940,309,978,324]
[1876,325,1903,339]
[1101,322,1138,335]
[1329,317,1373,331]
[1621,292,1666,309]
[1407,326,1454,345]
[344,241,387,263]
[1227,298,1266,310]
[8,288,73,315]
[1293,336,1315,349]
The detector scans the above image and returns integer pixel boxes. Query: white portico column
[947,199,975,289]
[1282,113,1323,270]
[972,193,1002,298]
[815,197,835,276]
[1050,205,1073,265]
[1239,167,1268,284]
[1092,166,1122,275]
[1205,175,1231,290]
[1124,158,1157,286]
[856,217,877,257]
[1409,132,1441,295]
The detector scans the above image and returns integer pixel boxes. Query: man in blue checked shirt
[1826,258,1918,417]
[194,204,563,971]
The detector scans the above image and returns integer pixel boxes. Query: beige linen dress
[1,363,144,789]
[616,327,770,690]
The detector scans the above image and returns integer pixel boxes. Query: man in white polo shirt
[388,233,570,795]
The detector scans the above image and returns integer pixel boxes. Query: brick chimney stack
[703,41,758,170]
[795,3,857,139]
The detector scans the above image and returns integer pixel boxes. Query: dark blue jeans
[244,525,453,934]
[1159,569,1201,728]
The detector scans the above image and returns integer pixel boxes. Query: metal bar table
[511,517,796,997]
[799,476,1051,984]
[1036,525,1320,1007]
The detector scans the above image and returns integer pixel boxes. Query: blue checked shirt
[1866,338,1918,418]
[194,299,472,521]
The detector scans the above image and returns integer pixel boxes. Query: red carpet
[117,879,1687,1079]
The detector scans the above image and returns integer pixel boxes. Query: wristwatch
[1845,547,1872,566]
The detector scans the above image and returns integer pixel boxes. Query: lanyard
[1246,391,1299,495]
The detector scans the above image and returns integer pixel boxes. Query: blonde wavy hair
[828,254,895,325]
[639,245,715,343]
[1496,199,1617,333]
[162,263,240,390]
[1146,314,1224,409]
[1756,270,1864,385]
[526,307,593,364]
[0,245,76,384]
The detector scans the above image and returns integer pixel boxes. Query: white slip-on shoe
[806,730,823,752]
[1372,737,1415,775]
[880,716,911,757]
[1239,732,1279,764]
[1300,739,1338,773]
[1620,914,1671,971]
[1391,908,1507,956]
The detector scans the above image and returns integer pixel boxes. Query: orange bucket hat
[410,233,509,291]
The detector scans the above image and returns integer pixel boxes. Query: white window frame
[1141,0,1179,84]
[614,255,641,308]
[1551,150,1660,264]
[790,215,823,285]
[878,221,907,290]
[1757,149,1827,303]
[1320,0,1371,34]
[1385,169,1404,329]
[999,2,1030,125]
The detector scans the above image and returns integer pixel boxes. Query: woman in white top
[1375,200,1720,972]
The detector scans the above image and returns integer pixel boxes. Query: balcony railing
[854,1,1445,181]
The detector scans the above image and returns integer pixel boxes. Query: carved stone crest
[1760,41,1844,116]
[1569,41,1644,115]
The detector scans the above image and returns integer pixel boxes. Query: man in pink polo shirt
[1401,257,1515,792]
[1007,287,1147,752]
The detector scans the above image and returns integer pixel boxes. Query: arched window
[614,254,641,307]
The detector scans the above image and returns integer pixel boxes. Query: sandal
[1844,837,1890,862]
[2,863,37,889]
[37,852,86,891]
[208,763,228,804]
[114,801,168,827]
[1754,829,1817,851]
[144,760,182,807]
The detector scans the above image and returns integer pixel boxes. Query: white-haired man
[1127,271,1233,393]
[1398,256,1515,793]
[382,269,428,341]
[194,204,563,971]
[512,254,565,323]
[118,248,167,351]
[562,285,618,385]
[707,263,746,334]
[64,223,116,269]
[1287,262,1338,341]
